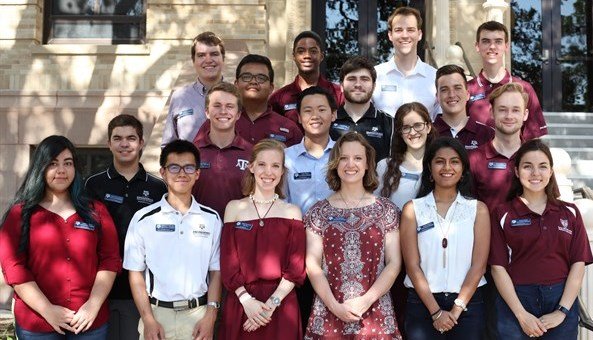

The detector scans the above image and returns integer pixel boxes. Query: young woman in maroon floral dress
[304,132,403,339]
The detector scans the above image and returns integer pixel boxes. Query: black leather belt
[149,294,207,311]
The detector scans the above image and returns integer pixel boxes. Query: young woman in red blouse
[0,135,121,339]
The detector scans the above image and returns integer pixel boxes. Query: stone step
[545,112,593,124]
[542,135,593,148]
[547,124,593,136]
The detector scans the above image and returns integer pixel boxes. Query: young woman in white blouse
[400,137,490,339]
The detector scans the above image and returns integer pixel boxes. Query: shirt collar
[294,137,335,156]
[476,69,512,88]
[107,163,148,182]
[426,191,464,209]
[511,196,560,217]
[159,194,203,215]
[484,141,516,160]
[290,74,331,92]
[196,130,250,150]
[241,106,274,122]
[389,56,428,77]
[337,102,378,121]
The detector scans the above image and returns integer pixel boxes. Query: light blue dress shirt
[284,138,335,214]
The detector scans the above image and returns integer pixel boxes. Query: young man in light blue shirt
[285,86,337,215]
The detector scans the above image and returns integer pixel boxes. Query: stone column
[482,0,509,23]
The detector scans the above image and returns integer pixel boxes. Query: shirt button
[180,231,184,235]
[66,239,70,242]
[66,257,71,261]
[67,278,71,281]
[66,298,71,302]
[543,226,547,230]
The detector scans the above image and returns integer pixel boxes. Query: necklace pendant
[259,220,264,227]
[442,237,448,248]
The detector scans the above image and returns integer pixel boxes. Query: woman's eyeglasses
[401,122,428,135]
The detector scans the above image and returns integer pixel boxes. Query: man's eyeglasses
[401,122,428,135]
[165,164,197,174]
[238,73,270,84]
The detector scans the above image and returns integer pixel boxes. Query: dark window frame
[43,0,147,44]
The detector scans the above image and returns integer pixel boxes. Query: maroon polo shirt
[466,69,548,141]
[489,197,593,285]
[235,107,303,147]
[269,75,344,126]
[0,202,121,332]
[433,114,495,150]
[192,130,253,217]
[468,141,516,210]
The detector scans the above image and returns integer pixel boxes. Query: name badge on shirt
[235,221,253,231]
[74,221,95,231]
[510,218,532,227]
[417,222,435,233]
[294,172,312,180]
[469,93,486,102]
[328,216,348,223]
[177,108,194,119]
[381,85,398,92]
[332,123,350,131]
[365,130,383,139]
[104,193,124,204]
[200,162,211,169]
[488,161,507,170]
[269,134,287,142]
[193,225,210,237]
[283,103,297,111]
[402,172,420,181]
[156,224,176,232]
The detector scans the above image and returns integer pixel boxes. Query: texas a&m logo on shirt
[236,159,249,171]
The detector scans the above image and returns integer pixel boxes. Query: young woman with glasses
[400,137,490,339]
[0,135,120,339]
[219,139,306,339]
[490,139,593,339]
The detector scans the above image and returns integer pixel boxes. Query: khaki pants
[139,304,207,339]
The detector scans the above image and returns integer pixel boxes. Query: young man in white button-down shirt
[373,7,440,118]
[125,140,222,340]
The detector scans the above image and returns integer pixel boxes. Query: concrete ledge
[31,44,151,56]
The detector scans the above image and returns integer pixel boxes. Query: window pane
[375,1,399,63]
[51,21,142,41]
[325,0,360,82]
[52,0,143,15]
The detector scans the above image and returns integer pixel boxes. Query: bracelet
[557,304,570,315]
[430,309,441,317]
[238,293,253,304]
[431,310,443,321]
[237,290,248,299]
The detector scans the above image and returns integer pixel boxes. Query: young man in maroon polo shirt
[234,54,303,147]
[468,82,529,340]
[434,64,494,150]
[467,21,547,141]
[192,82,253,218]
[269,31,344,125]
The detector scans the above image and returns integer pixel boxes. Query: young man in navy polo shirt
[125,140,222,340]
[330,56,394,162]
[467,21,547,141]
[192,82,252,218]
[433,64,494,150]
[468,82,529,340]
[233,54,303,147]
[85,114,167,340]
[269,31,344,126]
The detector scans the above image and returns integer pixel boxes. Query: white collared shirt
[123,194,222,301]
[373,57,440,119]
[404,192,486,292]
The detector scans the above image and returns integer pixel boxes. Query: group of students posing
[0,6,591,340]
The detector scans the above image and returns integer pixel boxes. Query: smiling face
[160,152,199,197]
[292,37,323,76]
[437,73,470,117]
[235,62,274,103]
[337,141,368,185]
[341,68,375,104]
[45,149,75,196]
[388,14,422,57]
[205,90,240,133]
[492,91,528,136]
[193,42,224,83]
[475,29,508,68]
[515,150,553,195]
[401,110,432,151]
[430,146,463,189]
[108,126,144,167]
[298,93,336,138]
[249,149,284,193]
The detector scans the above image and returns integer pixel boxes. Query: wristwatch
[207,301,220,309]
[454,299,468,312]
[270,296,281,306]
[557,304,570,315]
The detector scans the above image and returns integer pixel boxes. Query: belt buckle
[172,300,189,311]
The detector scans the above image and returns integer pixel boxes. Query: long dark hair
[417,137,474,199]
[1,135,98,252]
[380,102,437,197]
[506,139,560,202]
